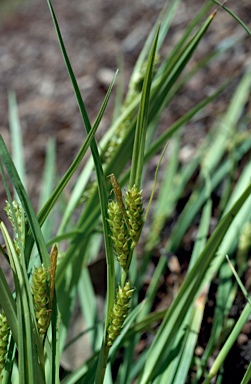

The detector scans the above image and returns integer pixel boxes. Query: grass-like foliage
[0,1,251,383]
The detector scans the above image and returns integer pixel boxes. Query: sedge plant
[0,1,250,383]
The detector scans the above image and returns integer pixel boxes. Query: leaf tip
[211,10,217,18]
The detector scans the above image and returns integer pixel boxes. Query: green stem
[95,338,110,384]
[121,269,128,288]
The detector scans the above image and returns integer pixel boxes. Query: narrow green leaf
[240,361,251,384]
[211,0,251,36]
[38,138,56,212]
[8,90,26,190]
[226,256,251,307]
[130,25,160,188]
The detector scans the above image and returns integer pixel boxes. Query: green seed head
[5,200,27,232]
[4,200,27,255]
[0,311,9,377]
[106,281,134,347]
[125,186,144,247]
[108,201,131,269]
[31,265,50,336]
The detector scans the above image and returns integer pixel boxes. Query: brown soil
[0,0,250,205]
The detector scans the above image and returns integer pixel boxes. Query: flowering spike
[107,201,131,269]
[4,200,27,256]
[125,185,144,247]
[31,265,50,336]
[106,281,134,347]
[0,311,9,378]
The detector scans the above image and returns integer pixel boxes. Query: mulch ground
[0,0,251,381]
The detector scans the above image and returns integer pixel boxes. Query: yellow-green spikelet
[106,281,134,347]
[107,201,131,269]
[4,200,27,255]
[125,186,144,247]
[31,265,50,336]
[0,311,9,377]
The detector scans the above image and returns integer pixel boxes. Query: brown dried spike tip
[108,174,129,228]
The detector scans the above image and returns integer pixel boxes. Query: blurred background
[0,0,250,208]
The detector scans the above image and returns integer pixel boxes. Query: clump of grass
[0,1,250,383]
